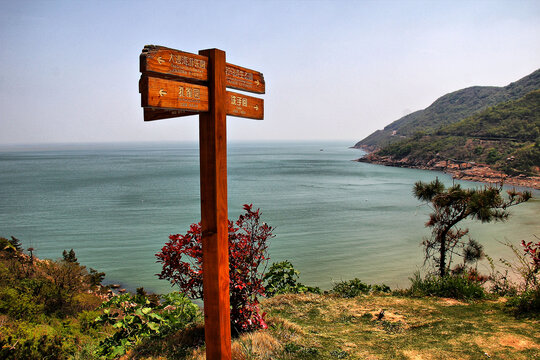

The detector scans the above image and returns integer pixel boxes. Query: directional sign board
[224,63,265,94]
[140,76,209,112]
[141,45,265,94]
[141,46,208,82]
[140,77,263,120]
[226,91,264,120]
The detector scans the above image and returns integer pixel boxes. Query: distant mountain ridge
[354,68,540,149]
[358,89,540,189]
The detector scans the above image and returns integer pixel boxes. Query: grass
[124,293,539,360]
[259,293,539,360]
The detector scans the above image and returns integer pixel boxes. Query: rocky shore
[357,152,540,190]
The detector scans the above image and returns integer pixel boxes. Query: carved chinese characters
[139,45,264,120]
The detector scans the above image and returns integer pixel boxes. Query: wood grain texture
[198,48,232,360]
[143,108,196,121]
[226,91,264,120]
[141,45,208,82]
[140,76,209,112]
[141,45,264,94]
[225,63,265,94]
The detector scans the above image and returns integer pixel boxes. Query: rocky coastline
[356,151,540,190]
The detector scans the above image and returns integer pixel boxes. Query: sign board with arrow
[141,45,265,94]
[140,77,263,120]
[140,76,209,113]
[141,46,208,82]
[224,63,265,94]
[226,91,264,120]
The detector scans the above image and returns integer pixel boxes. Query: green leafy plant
[94,292,200,359]
[263,260,320,296]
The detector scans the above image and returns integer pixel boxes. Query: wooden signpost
[139,45,265,360]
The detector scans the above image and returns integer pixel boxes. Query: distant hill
[354,68,540,150]
[367,89,540,178]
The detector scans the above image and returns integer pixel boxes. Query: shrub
[506,287,540,317]
[95,292,200,359]
[156,204,274,333]
[495,239,540,316]
[0,335,66,360]
[263,260,320,296]
[488,239,539,294]
[0,287,44,320]
[407,272,486,300]
[331,278,390,298]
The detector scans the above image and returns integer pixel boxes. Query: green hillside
[377,90,540,176]
[354,68,540,149]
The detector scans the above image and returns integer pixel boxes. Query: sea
[1,141,538,294]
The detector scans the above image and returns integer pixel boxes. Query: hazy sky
[1,0,539,146]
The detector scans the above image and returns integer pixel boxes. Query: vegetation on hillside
[355,68,540,149]
[376,90,540,176]
[1,232,539,359]
[0,237,107,359]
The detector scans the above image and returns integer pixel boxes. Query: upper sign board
[141,45,265,94]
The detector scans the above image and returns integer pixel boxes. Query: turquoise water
[1,141,538,293]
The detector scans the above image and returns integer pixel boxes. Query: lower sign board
[226,91,264,120]
[140,76,209,112]
[143,108,194,121]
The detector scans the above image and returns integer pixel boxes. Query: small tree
[414,178,531,277]
[156,204,273,333]
[62,249,78,264]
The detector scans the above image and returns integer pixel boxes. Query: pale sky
[1,0,539,146]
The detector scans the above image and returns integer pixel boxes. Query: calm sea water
[1,141,538,293]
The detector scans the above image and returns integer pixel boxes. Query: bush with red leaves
[521,239,540,274]
[156,204,273,333]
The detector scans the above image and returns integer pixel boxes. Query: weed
[330,349,349,358]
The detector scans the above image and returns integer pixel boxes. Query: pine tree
[62,249,78,264]
[413,179,531,277]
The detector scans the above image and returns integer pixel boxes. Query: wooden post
[139,45,264,359]
[198,48,231,360]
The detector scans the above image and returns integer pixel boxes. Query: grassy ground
[172,294,540,360]
[126,293,539,360]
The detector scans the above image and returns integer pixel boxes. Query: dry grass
[131,293,539,359]
[260,293,540,359]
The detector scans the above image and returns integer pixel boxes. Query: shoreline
[356,151,540,190]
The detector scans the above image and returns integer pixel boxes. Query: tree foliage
[156,204,274,333]
[62,248,78,264]
[413,179,531,277]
